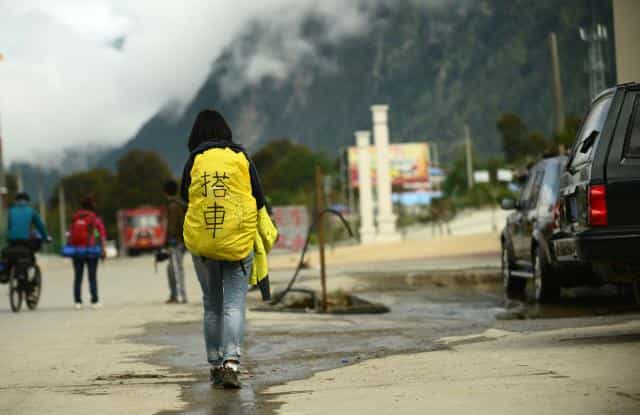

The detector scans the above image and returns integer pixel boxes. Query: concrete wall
[613,0,640,83]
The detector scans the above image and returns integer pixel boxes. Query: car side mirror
[501,198,517,210]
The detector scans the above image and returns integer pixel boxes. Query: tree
[497,113,527,163]
[252,140,332,205]
[5,174,17,202]
[48,150,173,242]
[49,168,118,239]
[114,150,173,209]
[525,131,552,157]
[442,156,468,198]
[498,113,553,162]
[555,115,582,149]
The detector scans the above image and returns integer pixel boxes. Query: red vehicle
[117,207,167,256]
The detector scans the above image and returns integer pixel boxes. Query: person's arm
[94,217,107,259]
[94,217,107,242]
[32,209,49,239]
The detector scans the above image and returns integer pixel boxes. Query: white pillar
[355,131,376,244]
[371,105,399,242]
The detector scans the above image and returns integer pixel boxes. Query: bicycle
[0,241,43,313]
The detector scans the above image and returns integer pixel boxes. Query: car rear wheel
[530,247,560,303]
[502,244,525,299]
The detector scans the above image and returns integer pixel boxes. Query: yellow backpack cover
[183,147,257,261]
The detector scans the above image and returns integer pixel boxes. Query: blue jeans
[167,243,186,302]
[193,253,252,366]
[73,257,99,304]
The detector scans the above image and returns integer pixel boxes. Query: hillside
[100,0,615,174]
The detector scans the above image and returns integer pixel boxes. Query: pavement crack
[616,391,640,402]
[93,372,192,382]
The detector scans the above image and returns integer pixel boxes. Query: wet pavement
[136,273,640,415]
[142,280,501,414]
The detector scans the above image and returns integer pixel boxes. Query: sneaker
[74,303,83,310]
[224,360,239,372]
[210,366,223,388]
[220,366,241,389]
[165,298,178,304]
[91,302,103,309]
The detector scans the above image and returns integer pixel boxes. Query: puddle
[498,284,640,321]
[134,275,639,414]
[138,284,502,415]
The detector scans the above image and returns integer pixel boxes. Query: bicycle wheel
[9,268,23,312]
[26,264,42,310]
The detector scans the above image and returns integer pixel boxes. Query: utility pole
[580,24,608,100]
[315,165,328,313]
[431,142,440,168]
[38,169,46,225]
[345,148,355,219]
[464,124,474,190]
[58,185,67,246]
[16,167,23,192]
[548,32,566,134]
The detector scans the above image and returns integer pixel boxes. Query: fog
[0,0,370,165]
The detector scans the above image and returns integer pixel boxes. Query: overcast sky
[0,0,368,166]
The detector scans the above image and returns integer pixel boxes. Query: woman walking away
[181,109,277,389]
[69,197,107,310]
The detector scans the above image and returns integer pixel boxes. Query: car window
[127,215,160,228]
[519,169,543,210]
[570,95,613,168]
[518,172,536,208]
[537,161,561,211]
[624,94,640,158]
[527,171,545,210]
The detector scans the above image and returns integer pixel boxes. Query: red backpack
[68,211,96,247]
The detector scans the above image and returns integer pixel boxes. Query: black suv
[553,83,640,301]
[501,156,568,302]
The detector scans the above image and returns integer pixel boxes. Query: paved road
[1,252,639,415]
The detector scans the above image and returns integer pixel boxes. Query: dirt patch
[253,289,390,314]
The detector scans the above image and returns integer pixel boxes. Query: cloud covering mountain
[0,0,375,165]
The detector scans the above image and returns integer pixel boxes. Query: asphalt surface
[1,252,639,415]
[146,261,640,415]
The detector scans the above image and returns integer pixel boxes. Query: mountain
[100,0,616,174]
[10,144,114,201]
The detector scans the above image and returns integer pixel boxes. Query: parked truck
[116,207,166,256]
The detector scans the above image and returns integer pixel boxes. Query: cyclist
[7,192,50,249]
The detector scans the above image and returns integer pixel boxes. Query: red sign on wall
[272,205,309,251]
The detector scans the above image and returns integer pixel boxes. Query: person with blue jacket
[7,192,49,248]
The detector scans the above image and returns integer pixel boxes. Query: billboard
[348,142,430,191]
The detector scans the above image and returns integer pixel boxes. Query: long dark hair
[188,109,232,151]
[80,196,96,212]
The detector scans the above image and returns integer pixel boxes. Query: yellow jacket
[250,207,278,286]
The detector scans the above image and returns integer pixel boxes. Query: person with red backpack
[69,197,107,310]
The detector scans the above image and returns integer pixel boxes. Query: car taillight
[588,184,608,226]
[551,202,561,230]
